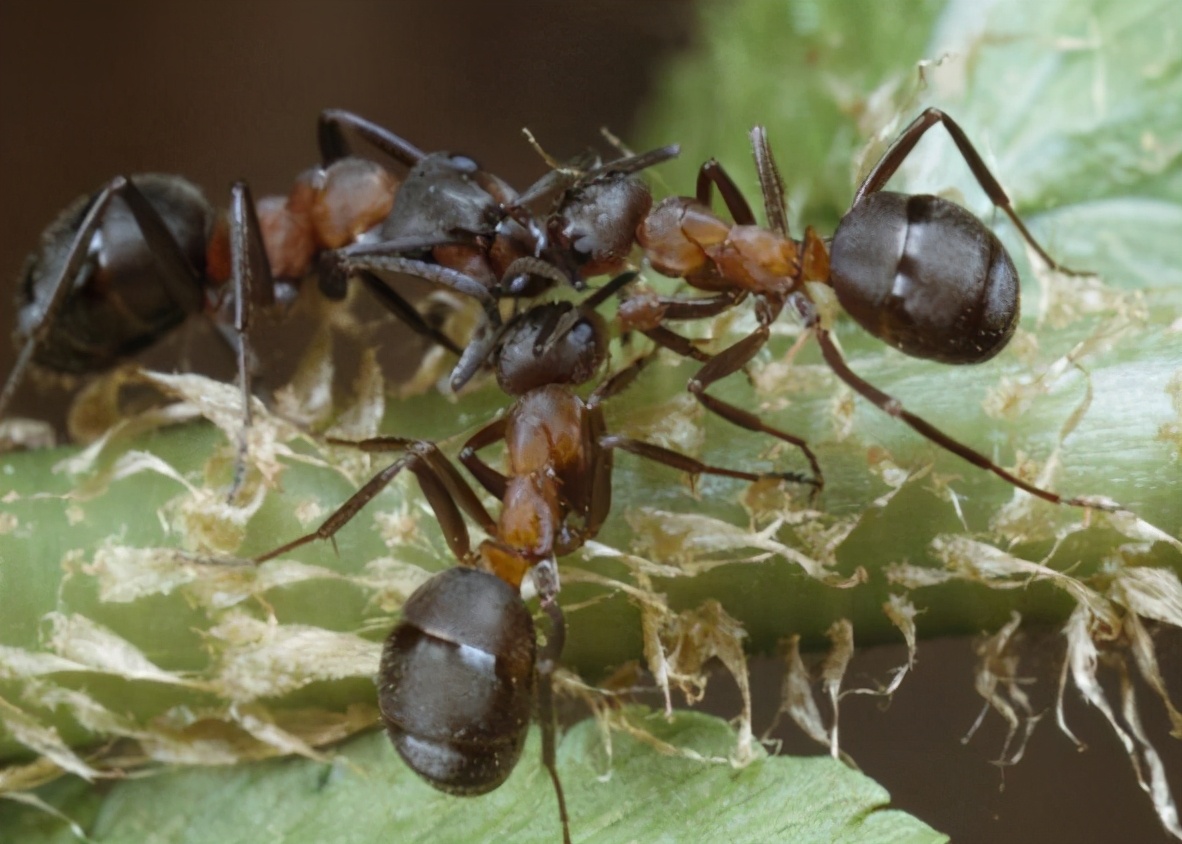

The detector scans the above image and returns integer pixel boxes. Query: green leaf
[0,709,947,844]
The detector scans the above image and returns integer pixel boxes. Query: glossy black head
[17,174,211,373]
[378,566,536,795]
[830,191,1019,364]
[549,175,653,279]
[494,302,608,396]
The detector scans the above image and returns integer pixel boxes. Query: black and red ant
[623,108,1119,512]
[252,272,806,843]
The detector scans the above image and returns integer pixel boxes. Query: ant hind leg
[853,108,1086,275]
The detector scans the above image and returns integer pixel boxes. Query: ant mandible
[253,272,807,843]
[625,108,1119,511]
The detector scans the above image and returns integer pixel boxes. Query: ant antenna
[522,128,578,174]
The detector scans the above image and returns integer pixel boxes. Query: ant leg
[687,323,824,491]
[696,158,756,224]
[317,109,425,169]
[749,126,790,237]
[1,176,203,420]
[617,288,740,364]
[580,270,641,311]
[337,248,503,362]
[449,318,506,392]
[599,433,813,488]
[640,325,712,364]
[577,352,661,535]
[458,416,510,499]
[500,256,571,294]
[853,107,1081,273]
[354,270,464,357]
[534,561,572,844]
[118,178,208,312]
[336,240,498,312]
[325,233,504,358]
[513,167,582,209]
[225,182,274,498]
[321,233,485,300]
[327,436,498,534]
[587,351,655,408]
[253,439,493,563]
[800,301,1118,511]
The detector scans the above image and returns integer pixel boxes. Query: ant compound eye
[449,155,480,173]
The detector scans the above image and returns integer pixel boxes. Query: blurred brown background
[1,2,1177,842]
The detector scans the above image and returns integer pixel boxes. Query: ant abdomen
[17,174,212,374]
[378,567,537,795]
[830,191,1019,364]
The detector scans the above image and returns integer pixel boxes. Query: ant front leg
[222,182,274,499]
[333,236,501,320]
[1,176,204,421]
[618,288,741,364]
[854,108,1084,274]
[794,294,1120,512]
[317,109,425,169]
[353,269,465,357]
[317,244,469,359]
[253,438,496,564]
[533,558,572,844]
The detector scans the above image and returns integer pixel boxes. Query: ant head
[495,301,608,396]
[548,175,652,279]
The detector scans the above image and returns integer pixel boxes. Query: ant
[623,108,1119,511]
[253,272,807,843]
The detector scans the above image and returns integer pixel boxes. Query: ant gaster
[253,273,804,843]
[625,108,1118,511]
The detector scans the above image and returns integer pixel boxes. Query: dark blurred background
[1,2,1177,842]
